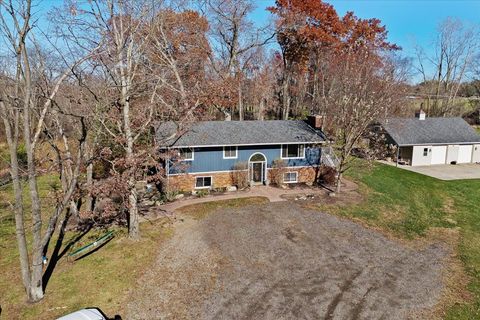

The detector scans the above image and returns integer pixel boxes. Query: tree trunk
[85,161,94,212]
[84,136,96,212]
[282,72,291,120]
[128,176,140,239]
[258,97,265,120]
[21,42,44,301]
[24,112,44,303]
[122,87,140,239]
[238,82,244,121]
[335,172,342,194]
[2,112,32,296]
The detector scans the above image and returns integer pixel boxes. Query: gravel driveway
[126,202,447,320]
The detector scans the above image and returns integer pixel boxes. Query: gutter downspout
[396,144,400,167]
[166,147,170,193]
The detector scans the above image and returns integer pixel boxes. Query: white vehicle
[57,308,107,320]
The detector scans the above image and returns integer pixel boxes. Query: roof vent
[415,110,426,121]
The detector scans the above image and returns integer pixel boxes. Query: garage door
[431,146,447,165]
[446,145,459,164]
[458,145,473,163]
[473,145,480,163]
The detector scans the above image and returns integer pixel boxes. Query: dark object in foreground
[57,307,121,320]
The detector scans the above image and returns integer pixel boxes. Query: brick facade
[168,171,235,192]
[268,166,317,185]
[168,166,318,192]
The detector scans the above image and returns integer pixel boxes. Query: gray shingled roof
[156,120,326,147]
[381,117,480,146]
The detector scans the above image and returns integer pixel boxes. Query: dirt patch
[283,179,364,208]
[126,202,448,320]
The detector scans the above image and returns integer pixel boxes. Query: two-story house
[156,116,329,192]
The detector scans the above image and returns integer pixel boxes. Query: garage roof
[156,120,326,147]
[381,117,480,146]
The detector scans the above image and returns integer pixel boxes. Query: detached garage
[380,111,480,166]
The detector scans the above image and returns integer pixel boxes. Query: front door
[252,162,263,183]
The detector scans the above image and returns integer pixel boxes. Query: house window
[179,148,194,160]
[281,144,305,159]
[423,148,428,157]
[223,146,238,159]
[283,172,298,183]
[195,176,212,189]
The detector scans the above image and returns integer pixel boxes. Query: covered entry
[249,153,266,185]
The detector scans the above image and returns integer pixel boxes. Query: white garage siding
[458,145,473,163]
[473,145,480,163]
[431,146,447,165]
[411,146,432,166]
[446,145,459,164]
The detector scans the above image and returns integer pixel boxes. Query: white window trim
[179,148,194,161]
[283,171,298,183]
[280,144,306,160]
[223,146,238,159]
[195,176,212,189]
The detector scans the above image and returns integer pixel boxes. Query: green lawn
[319,162,480,319]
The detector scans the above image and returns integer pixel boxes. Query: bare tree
[325,50,407,193]
[205,0,274,120]
[56,0,158,239]
[56,0,212,238]
[414,18,479,116]
[0,0,89,302]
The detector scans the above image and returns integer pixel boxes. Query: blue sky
[31,0,480,82]
[35,0,480,57]
[252,0,480,57]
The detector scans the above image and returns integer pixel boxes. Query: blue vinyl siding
[168,144,321,174]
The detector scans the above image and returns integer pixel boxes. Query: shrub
[319,165,337,186]
[270,159,287,186]
[231,162,249,189]
[158,190,179,203]
[196,189,209,197]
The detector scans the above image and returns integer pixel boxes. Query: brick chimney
[306,115,324,130]
[415,109,426,120]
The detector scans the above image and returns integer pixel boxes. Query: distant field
[408,97,479,117]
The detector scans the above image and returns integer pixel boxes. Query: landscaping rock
[328,192,336,197]
[142,200,155,206]
[174,194,185,200]
[227,186,237,192]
